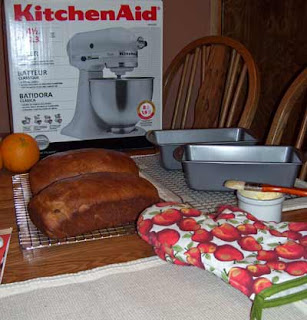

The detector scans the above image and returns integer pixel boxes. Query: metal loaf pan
[182,145,302,191]
[146,128,258,170]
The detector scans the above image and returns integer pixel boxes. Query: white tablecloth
[0,256,306,320]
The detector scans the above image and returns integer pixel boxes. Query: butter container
[237,190,285,222]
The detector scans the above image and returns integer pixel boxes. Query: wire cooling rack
[134,154,237,211]
[12,153,238,251]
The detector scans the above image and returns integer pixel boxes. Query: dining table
[0,148,306,285]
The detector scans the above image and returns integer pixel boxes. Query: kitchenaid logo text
[13,4,158,21]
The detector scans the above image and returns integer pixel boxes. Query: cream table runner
[0,257,306,320]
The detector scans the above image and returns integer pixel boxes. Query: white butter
[238,190,283,200]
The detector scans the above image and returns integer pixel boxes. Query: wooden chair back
[266,68,307,180]
[163,36,260,130]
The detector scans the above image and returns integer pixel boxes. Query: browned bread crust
[29,148,139,195]
[28,172,159,239]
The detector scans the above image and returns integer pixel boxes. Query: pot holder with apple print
[137,202,307,320]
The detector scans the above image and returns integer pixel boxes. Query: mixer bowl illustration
[90,77,154,133]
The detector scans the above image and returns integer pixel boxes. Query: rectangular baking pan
[146,128,258,170]
[182,145,302,191]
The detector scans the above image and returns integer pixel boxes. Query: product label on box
[4,0,163,150]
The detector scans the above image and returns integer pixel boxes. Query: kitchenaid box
[4,0,163,156]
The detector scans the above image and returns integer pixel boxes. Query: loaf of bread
[29,148,139,195]
[28,172,159,239]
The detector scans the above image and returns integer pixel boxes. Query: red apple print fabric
[137,202,307,300]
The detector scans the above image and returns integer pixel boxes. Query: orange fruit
[1,133,40,173]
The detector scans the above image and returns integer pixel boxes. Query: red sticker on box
[137,101,156,120]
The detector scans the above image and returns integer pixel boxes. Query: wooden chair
[163,36,260,130]
[266,67,307,181]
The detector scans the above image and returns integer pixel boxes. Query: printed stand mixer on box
[4,0,163,155]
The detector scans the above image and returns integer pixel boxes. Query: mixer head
[67,27,147,76]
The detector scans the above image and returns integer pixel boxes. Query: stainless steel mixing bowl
[90,77,154,134]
